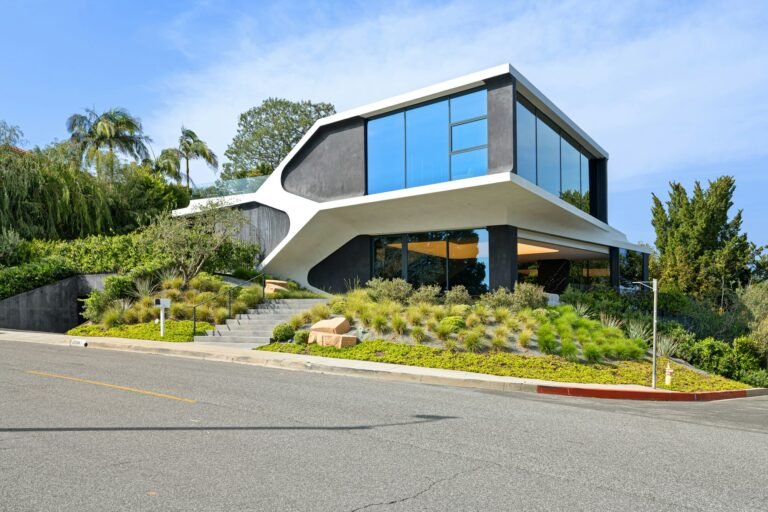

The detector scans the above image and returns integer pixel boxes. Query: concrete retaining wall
[0,274,111,333]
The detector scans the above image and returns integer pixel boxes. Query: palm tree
[66,108,151,179]
[178,126,218,190]
[153,148,182,183]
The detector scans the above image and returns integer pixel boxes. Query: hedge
[0,257,76,300]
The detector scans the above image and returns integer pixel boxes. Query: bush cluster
[0,257,76,300]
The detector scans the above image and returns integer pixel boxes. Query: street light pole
[634,278,659,389]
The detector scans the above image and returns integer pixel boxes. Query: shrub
[294,330,310,345]
[560,339,579,361]
[239,284,264,308]
[82,289,111,322]
[132,277,157,299]
[136,306,154,323]
[272,323,295,342]
[656,334,680,358]
[491,327,508,352]
[493,307,512,324]
[739,369,768,388]
[461,330,483,353]
[583,343,603,363]
[169,302,190,320]
[309,304,331,323]
[517,328,532,349]
[536,323,557,354]
[391,315,407,335]
[439,316,465,334]
[504,316,520,333]
[430,306,447,322]
[101,305,124,329]
[366,277,412,303]
[330,297,346,314]
[512,283,548,311]
[406,306,425,326]
[104,275,135,301]
[435,323,453,341]
[444,285,472,306]
[161,275,184,291]
[599,312,624,329]
[409,285,441,305]
[188,272,223,292]
[426,318,439,332]
[411,326,427,344]
[122,307,139,324]
[443,339,457,352]
[0,227,26,267]
[481,287,515,309]
[195,305,212,323]
[231,300,248,315]
[289,314,305,331]
[465,312,481,329]
[626,319,652,345]
[213,307,229,325]
[372,314,388,334]
[685,337,737,378]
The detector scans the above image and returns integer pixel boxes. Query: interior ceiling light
[387,241,480,259]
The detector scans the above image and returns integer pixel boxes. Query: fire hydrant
[665,362,674,386]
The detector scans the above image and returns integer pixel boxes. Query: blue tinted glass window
[367,113,404,193]
[516,101,536,184]
[580,153,590,213]
[448,229,489,295]
[536,117,560,196]
[451,148,487,180]
[451,119,487,152]
[406,101,449,188]
[561,138,581,207]
[450,90,487,122]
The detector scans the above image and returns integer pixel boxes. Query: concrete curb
[4,333,767,401]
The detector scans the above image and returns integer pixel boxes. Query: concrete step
[227,318,295,327]
[219,323,296,332]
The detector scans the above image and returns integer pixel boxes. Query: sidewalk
[2,329,766,401]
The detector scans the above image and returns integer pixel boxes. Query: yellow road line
[26,371,197,404]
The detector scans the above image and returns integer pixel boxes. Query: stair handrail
[191,272,267,340]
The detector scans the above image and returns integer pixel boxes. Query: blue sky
[2,0,767,247]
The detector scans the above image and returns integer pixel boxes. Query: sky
[1,0,767,247]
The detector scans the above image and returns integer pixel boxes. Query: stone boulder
[265,279,289,295]
[311,316,350,335]
[308,332,357,349]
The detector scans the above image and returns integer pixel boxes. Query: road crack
[348,463,491,511]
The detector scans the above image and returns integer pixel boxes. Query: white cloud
[145,0,768,192]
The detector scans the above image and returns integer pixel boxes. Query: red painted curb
[536,385,749,401]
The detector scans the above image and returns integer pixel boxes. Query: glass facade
[367,89,488,194]
[619,249,644,291]
[517,239,610,293]
[515,98,592,213]
[372,229,489,294]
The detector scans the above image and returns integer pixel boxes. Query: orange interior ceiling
[386,241,561,259]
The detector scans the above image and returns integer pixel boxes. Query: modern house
[177,64,649,295]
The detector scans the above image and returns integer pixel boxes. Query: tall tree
[652,176,758,306]
[66,108,150,179]
[152,148,182,183]
[0,120,26,147]
[223,98,335,178]
[177,127,218,190]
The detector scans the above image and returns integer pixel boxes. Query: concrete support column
[488,225,518,291]
[609,246,620,290]
[642,253,650,282]
[589,158,608,223]
[485,75,515,175]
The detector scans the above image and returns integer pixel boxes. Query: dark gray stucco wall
[485,76,515,175]
[308,235,372,293]
[609,246,620,290]
[589,158,608,223]
[0,274,110,333]
[488,225,518,290]
[236,202,290,258]
[282,118,366,202]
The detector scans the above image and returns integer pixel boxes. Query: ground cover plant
[68,320,212,342]
[259,340,747,392]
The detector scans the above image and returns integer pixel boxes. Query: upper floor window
[367,89,488,195]
[516,98,591,214]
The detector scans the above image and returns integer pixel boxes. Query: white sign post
[633,278,659,389]
[154,298,171,337]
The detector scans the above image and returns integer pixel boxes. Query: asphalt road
[1,340,767,511]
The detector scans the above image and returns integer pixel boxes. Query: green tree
[177,127,218,190]
[652,176,757,306]
[223,98,335,178]
[66,108,151,179]
[141,202,250,287]
[0,120,26,147]
[152,148,182,183]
